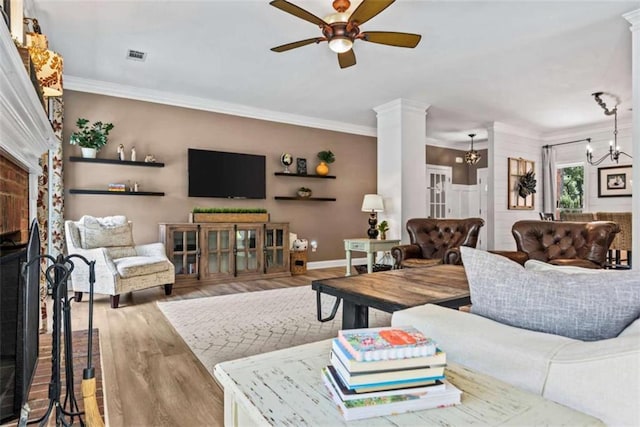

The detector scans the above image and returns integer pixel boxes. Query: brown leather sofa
[495,220,620,269]
[391,218,485,268]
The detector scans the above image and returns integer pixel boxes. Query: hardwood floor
[65,267,347,427]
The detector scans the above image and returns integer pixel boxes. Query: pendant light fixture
[586,92,632,166]
[464,133,481,165]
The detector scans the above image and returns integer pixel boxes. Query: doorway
[426,165,452,218]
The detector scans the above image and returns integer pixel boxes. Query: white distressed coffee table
[213,339,604,426]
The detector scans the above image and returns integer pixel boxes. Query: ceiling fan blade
[271,38,324,52]
[349,0,395,26]
[361,31,422,48]
[269,0,327,27]
[338,49,356,69]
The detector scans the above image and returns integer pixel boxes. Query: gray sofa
[391,248,640,426]
[392,304,639,426]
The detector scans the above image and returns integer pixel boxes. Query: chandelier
[464,133,481,165]
[586,92,632,166]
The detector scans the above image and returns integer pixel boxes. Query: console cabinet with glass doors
[159,222,290,285]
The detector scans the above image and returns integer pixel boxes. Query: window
[556,164,585,214]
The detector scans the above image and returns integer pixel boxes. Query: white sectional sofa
[392,303,640,426]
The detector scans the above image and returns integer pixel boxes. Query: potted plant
[69,118,115,158]
[517,170,537,199]
[297,187,312,198]
[316,150,335,176]
[377,220,390,240]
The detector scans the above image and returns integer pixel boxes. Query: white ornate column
[624,9,639,264]
[373,99,430,243]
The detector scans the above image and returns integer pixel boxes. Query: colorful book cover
[338,326,437,362]
[330,353,445,387]
[332,338,446,373]
[323,366,445,401]
[322,368,461,421]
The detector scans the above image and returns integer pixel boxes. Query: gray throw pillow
[460,247,640,341]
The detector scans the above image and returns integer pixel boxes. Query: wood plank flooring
[65,267,347,427]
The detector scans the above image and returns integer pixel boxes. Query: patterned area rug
[157,286,392,376]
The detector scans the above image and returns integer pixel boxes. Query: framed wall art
[508,157,536,210]
[296,158,307,175]
[598,165,632,197]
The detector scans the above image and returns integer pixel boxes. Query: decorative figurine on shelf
[131,147,136,162]
[133,181,139,192]
[280,153,293,173]
[117,144,125,161]
[144,154,156,163]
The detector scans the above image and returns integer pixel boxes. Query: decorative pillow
[524,259,605,274]
[78,215,134,249]
[460,247,640,341]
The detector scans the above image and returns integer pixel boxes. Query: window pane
[556,166,584,212]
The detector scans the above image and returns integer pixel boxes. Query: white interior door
[426,165,452,218]
[477,168,488,250]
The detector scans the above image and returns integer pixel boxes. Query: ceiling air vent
[126,49,147,61]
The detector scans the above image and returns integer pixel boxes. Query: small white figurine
[292,239,308,251]
[117,144,125,161]
[131,147,136,162]
[144,154,156,163]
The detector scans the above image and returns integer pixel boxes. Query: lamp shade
[26,32,63,97]
[361,194,384,212]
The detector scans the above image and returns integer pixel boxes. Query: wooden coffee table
[214,339,604,426]
[311,264,470,329]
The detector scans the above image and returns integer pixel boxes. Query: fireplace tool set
[19,253,103,427]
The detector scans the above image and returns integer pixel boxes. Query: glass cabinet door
[264,223,289,273]
[170,227,199,278]
[204,227,232,277]
[235,226,260,274]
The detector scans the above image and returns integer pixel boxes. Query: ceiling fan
[269,0,422,69]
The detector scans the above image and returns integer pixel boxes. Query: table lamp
[361,194,384,239]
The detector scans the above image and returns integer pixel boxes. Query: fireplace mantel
[0,21,55,173]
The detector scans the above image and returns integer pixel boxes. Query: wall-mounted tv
[188,149,266,199]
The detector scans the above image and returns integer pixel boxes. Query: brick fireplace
[0,154,29,245]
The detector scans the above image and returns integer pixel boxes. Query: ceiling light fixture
[586,92,632,166]
[464,133,481,165]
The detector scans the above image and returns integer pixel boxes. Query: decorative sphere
[281,153,293,166]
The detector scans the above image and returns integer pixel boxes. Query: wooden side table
[343,238,400,276]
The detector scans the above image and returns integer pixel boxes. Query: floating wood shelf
[69,157,165,167]
[274,173,335,179]
[274,196,336,202]
[69,189,165,196]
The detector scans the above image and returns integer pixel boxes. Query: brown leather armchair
[495,220,620,269]
[391,218,485,268]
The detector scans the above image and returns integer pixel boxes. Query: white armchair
[65,215,175,308]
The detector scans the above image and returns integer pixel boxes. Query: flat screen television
[188,149,266,199]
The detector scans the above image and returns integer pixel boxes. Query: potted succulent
[316,150,335,176]
[517,170,537,199]
[69,118,115,158]
[297,187,312,198]
[377,220,390,240]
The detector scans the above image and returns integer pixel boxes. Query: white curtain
[542,146,557,214]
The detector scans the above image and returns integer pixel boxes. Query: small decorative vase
[81,147,97,158]
[380,232,387,240]
[316,161,329,176]
[297,190,312,198]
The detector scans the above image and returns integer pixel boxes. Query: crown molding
[623,8,640,29]
[488,122,542,140]
[541,118,633,142]
[373,98,430,116]
[63,75,377,137]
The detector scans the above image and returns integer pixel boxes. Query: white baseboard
[307,257,367,270]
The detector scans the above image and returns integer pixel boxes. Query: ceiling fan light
[328,37,353,53]
[324,12,350,24]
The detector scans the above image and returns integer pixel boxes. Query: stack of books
[108,183,127,192]
[322,326,461,421]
